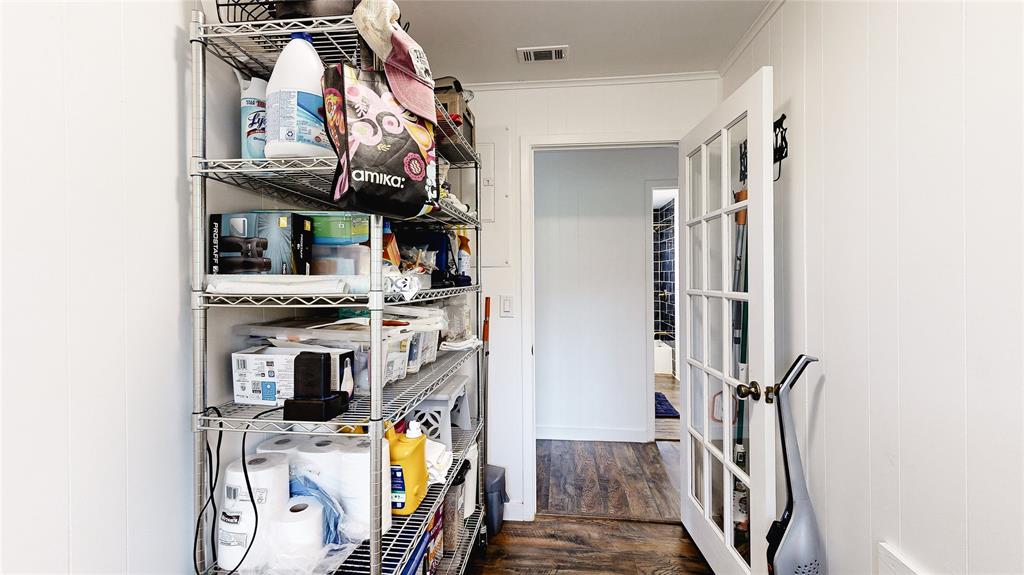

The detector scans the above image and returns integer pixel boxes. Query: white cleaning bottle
[236,72,267,159]
[265,32,335,158]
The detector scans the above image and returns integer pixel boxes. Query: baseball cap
[354,0,436,124]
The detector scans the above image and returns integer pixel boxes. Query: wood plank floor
[466,515,713,575]
[537,440,680,522]
[655,374,682,442]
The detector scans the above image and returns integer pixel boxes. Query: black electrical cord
[224,406,284,575]
[193,406,223,575]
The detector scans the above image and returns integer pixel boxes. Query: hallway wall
[722,1,1024,573]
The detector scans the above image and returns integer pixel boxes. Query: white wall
[533,147,676,442]
[468,75,720,519]
[722,1,1024,573]
[1,2,196,572]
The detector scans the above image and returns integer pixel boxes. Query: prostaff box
[208,211,313,275]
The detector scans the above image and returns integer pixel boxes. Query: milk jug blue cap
[290,32,314,43]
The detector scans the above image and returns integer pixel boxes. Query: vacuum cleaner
[766,354,825,575]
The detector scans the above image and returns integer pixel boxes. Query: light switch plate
[500,295,514,318]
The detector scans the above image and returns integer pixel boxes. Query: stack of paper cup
[218,452,291,570]
[293,436,392,538]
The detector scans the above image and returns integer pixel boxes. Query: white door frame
[519,131,684,521]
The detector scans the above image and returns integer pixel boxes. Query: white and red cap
[354,0,436,124]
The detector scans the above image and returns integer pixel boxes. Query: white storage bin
[236,318,414,388]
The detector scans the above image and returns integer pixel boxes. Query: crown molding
[465,70,720,92]
[719,0,786,76]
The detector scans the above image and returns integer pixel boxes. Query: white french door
[678,66,776,574]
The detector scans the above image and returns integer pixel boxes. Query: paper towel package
[218,453,291,571]
[232,345,355,406]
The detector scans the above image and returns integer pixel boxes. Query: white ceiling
[399,0,769,84]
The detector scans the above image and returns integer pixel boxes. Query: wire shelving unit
[189,10,486,575]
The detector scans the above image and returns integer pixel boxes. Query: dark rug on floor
[655,392,680,418]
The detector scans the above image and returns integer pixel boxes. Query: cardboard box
[435,91,475,148]
[424,504,445,575]
[301,211,370,246]
[231,345,354,406]
[209,212,313,275]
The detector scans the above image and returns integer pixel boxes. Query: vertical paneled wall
[722,1,1024,573]
[1,2,195,572]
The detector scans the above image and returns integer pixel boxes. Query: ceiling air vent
[517,45,569,64]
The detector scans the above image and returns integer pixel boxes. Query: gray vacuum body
[766,355,826,575]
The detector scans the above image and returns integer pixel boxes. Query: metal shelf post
[190,9,209,572]
[368,215,385,575]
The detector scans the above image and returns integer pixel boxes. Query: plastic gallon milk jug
[387,421,428,516]
[237,73,268,159]
[265,32,335,158]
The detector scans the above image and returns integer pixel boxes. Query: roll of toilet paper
[292,435,392,537]
[256,434,310,457]
[223,452,291,516]
[292,437,348,501]
[276,496,326,560]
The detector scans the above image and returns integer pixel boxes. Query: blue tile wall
[654,200,675,342]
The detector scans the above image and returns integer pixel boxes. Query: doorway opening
[652,185,681,444]
[530,146,683,524]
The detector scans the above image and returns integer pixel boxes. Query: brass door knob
[736,381,762,401]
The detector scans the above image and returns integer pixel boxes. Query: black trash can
[485,464,509,537]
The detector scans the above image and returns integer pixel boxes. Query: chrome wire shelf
[197,15,360,78]
[198,347,481,434]
[203,422,482,575]
[336,422,482,575]
[434,103,479,168]
[196,158,480,227]
[437,511,483,575]
[200,284,480,308]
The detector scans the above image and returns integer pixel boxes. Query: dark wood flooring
[655,374,682,441]
[466,515,713,575]
[536,440,680,522]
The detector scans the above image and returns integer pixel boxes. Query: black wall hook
[774,114,788,182]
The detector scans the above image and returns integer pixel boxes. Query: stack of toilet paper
[218,452,325,571]
[290,435,393,539]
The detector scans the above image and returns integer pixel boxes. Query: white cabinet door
[679,66,776,575]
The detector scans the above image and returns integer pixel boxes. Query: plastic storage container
[311,244,370,276]
[443,460,471,550]
[264,32,334,158]
[485,465,509,537]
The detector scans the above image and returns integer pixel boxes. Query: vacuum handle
[776,354,819,394]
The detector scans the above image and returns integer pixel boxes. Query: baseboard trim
[502,501,528,521]
[536,425,648,443]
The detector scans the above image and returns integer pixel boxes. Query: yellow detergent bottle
[387,421,428,515]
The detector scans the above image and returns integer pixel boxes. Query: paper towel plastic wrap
[217,504,261,571]
[218,452,291,570]
[223,452,291,515]
[292,435,392,539]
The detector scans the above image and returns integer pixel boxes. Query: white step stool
[408,374,471,450]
